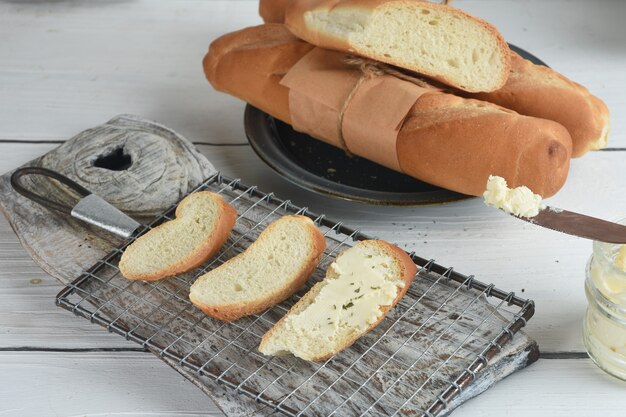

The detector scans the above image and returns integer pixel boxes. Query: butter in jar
[583,219,626,380]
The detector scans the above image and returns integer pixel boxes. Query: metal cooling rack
[56,172,535,417]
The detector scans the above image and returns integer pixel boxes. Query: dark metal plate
[245,45,546,205]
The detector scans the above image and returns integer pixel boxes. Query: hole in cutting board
[93,147,132,171]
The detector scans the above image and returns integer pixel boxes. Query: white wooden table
[1,1,625,416]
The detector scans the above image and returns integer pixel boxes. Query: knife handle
[10,167,141,239]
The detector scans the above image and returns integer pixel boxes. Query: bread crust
[259,240,417,361]
[283,0,511,92]
[119,192,237,282]
[203,24,313,125]
[189,215,327,322]
[260,0,291,23]
[468,52,610,157]
[397,92,573,197]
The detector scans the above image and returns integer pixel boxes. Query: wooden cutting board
[0,115,538,417]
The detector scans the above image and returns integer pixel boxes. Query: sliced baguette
[204,24,572,198]
[284,0,511,92]
[119,191,236,281]
[189,215,326,321]
[259,240,417,361]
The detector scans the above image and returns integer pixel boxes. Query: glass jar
[583,218,626,381]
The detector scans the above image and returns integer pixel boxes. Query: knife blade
[513,207,626,244]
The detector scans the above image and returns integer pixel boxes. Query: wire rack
[56,172,535,417]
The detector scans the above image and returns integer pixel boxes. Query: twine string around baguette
[335,59,375,154]
[336,56,439,154]
[281,48,432,171]
[344,56,436,89]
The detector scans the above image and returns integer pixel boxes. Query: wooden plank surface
[455,357,626,416]
[0,351,221,417]
[1,1,625,416]
[0,352,624,417]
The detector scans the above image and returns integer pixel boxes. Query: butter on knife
[483,175,626,244]
[483,175,545,218]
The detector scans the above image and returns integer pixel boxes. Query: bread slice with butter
[119,191,237,281]
[189,215,326,321]
[259,240,417,361]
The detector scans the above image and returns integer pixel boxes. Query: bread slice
[119,192,236,281]
[189,215,326,321]
[285,0,511,92]
[259,240,417,361]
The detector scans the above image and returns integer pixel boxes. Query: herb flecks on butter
[285,247,401,340]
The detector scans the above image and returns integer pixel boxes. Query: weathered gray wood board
[0,114,215,282]
[0,116,538,417]
[161,321,538,417]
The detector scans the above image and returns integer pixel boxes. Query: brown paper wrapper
[280,48,359,150]
[280,47,429,171]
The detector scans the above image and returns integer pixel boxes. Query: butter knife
[512,207,626,244]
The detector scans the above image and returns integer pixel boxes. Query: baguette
[259,240,417,361]
[204,24,572,197]
[189,215,326,321]
[119,192,236,281]
[275,0,511,92]
[467,52,610,157]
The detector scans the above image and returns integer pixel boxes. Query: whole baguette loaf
[259,240,417,361]
[204,24,572,197]
[283,0,511,92]
[467,52,610,157]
